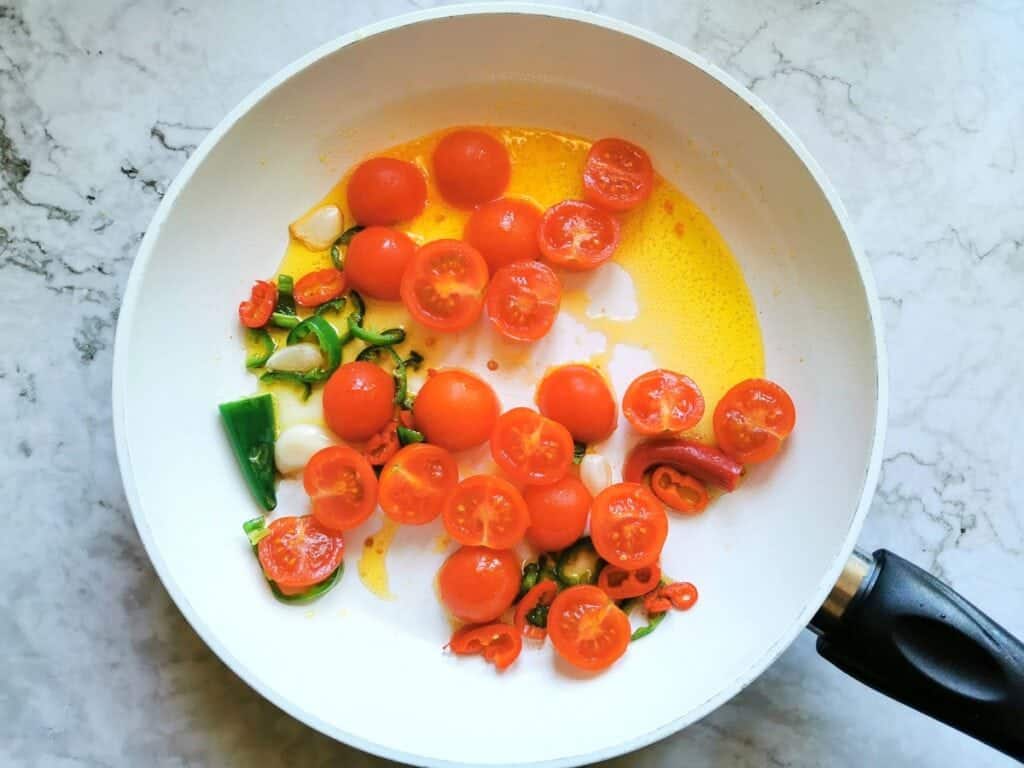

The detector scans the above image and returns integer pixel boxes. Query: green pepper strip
[219,394,277,511]
[245,329,275,368]
[242,517,344,604]
[275,273,296,316]
[631,611,667,641]
[356,343,417,407]
[270,311,300,329]
[347,316,406,346]
[330,225,365,270]
[518,562,541,598]
[573,441,587,465]
[287,315,342,382]
[315,297,346,316]
[260,371,312,401]
[397,425,424,445]
[526,603,550,628]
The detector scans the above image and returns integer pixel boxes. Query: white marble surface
[2,1,1022,766]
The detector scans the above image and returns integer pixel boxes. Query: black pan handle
[810,549,1024,761]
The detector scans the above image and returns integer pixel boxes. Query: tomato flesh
[548,585,631,671]
[379,443,459,525]
[438,545,520,623]
[623,369,705,434]
[713,378,796,463]
[442,474,529,549]
[448,622,522,670]
[536,364,617,443]
[433,129,510,208]
[347,157,427,226]
[485,261,561,342]
[238,280,277,328]
[400,239,488,331]
[650,466,709,515]
[590,482,668,569]
[256,515,344,591]
[293,268,346,307]
[464,197,543,271]
[413,369,499,451]
[303,445,378,532]
[538,200,620,271]
[582,137,654,212]
[490,407,574,486]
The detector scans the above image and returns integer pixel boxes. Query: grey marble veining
[2,1,1022,766]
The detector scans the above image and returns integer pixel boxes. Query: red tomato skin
[490,407,575,486]
[438,545,520,623]
[433,130,510,208]
[400,239,489,332]
[347,157,427,226]
[345,226,416,301]
[322,362,396,442]
[293,268,346,307]
[303,445,378,532]
[485,261,562,342]
[523,475,592,552]
[464,197,543,272]
[256,515,345,590]
[548,585,631,671]
[590,482,668,569]
[536,364,617,443]
[537,200,620,271]
[713,378,796,463]
[622,369,705,435]
[413,369,499,451]
[238,280,277,328]
[582,137,654,212]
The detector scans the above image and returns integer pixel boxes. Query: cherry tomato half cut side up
[514,580,559,641]
[432,129,511,208]
[582,137,654,212]
[650,466,709,515]
[464,197,543,271]
[443,474,530,549]
[523,475,592,552]
[538,200,620,271]
[590,482,668,569]
[490,407,575,486]
[623,437,743,492]
[257,515,344,591]
[400,239,489,332]
[597,562,662,601]
[379,443,459,525]
[713,378,797,463]
[322,361,396,442]
[347,157,427,226]
[303,445,378,532]
[438,545,520,623]
[413,369,499,451]
[448,623,522,670]
[293,268,346,307]
[536,364,617,443]
[344,226,417,301]
[485,261,562,342]
[238,280,277,328]
[548,585,631,671]
[622,369,705,435]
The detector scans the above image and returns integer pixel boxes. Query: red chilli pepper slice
[514,580,559,641]
[623,437,743,492]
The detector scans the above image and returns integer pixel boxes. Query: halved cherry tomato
[443,475,529,549]
[303,445,378,532]
[650,466,709,515]
[464,197,543,271]
[256,515,345,592]
[238,280,277,328]
[485,261,561,342]
[548,585,631,671]
[433,129,510,208]
[322,361,396,442]
[448,622,522,670]
[590,482,668,569]
[379,443,459,525]
[523,475,592,552]
[400,239,489,331]
[514,580,559,641]
[293,268,346,307]
[622,369,705,435]
[490,407,574,486]
[344,226,416,301]
[623,437,743,492]
[597,562,662,601]
[643,581,699,613]
[347,157,427,226]
[536,364,617,443]
[713,378,796,463]
[582,137,654,212]
[413,369,499,451]
[438,545,520,623]
[537,200,620,271]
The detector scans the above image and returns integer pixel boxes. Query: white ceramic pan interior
[113,7,886,767]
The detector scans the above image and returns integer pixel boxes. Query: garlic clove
[289,204,343,251]
[266,344,324,373]
[275,424,335,475]
[580,453,613,497]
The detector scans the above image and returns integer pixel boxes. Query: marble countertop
[3,1,1022,766]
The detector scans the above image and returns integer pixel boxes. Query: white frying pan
[111,6,1024,766]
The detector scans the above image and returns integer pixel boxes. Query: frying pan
[111,6,1024,766]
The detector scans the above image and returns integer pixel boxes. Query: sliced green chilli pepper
[245,329,275,368]
[274,273,296,318]
[403,350,424,370]
[287,315,342,382]
[242,517,344,604]
[397,425,424,445]
[219,394,277,511]
[260,371,312,400]
[270,311,301,329]
[526,603,549,628]
[330,225,365,270]
[519,562,541,598]
[556,537,603,586]
[315,297,346,316]
[631,610,667,641]
[347,316,406,346]
[356,343,413,407]
[538,553,559,584]
[573,441,587,465]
